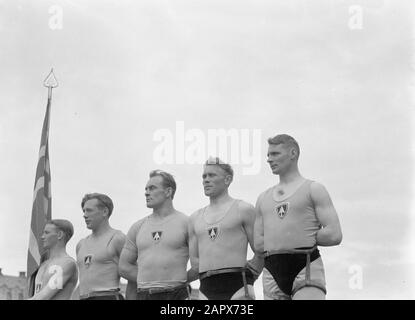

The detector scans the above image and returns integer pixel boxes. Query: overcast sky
[0,0,414,299]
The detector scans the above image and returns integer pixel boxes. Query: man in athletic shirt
[188,157,264,300]
[28,219,78,300]
[76,193,127,300]
[254,134,343,300]
[119,170,193,300]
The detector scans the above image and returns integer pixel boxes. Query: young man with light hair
[28,219,78,300]
[119,170,192,300]
[254,134,342,300]
[76,193,127,300]
[188,157,263,300]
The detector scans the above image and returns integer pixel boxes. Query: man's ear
[57,230,64,241]
[165,187,173,199]
[225,175,233,185]
[290,147,297,160]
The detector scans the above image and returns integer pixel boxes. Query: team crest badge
[152,231,162,243]
[84,254,93,267]
[275,202,289,219]
[208,227,219,241]
[35,284,42,293]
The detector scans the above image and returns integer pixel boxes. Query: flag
[26,88,53,297]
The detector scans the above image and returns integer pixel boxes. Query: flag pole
[27,69,58,298]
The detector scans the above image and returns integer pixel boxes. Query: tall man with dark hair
[254,134,343,300]
[76,193,127,300]
[119,170,192,300]
[188,157,263,300]
[28,219,78,300]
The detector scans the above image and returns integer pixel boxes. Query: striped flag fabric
[27,90,53,297]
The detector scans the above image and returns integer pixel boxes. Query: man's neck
[209,191,232,206]
[152,201,175,219]
[48,245,67,259]
[91,221,111,237]
[278,167,303,185]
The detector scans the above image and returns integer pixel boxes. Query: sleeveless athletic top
[34,255,78,299]
[193,200,248,273]
[77,229,122,295]
[256,180,321,252]
[124,212,189,286]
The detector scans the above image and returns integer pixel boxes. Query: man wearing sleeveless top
[119,170,193,300]
[76,193,127,300]
[254,134,343,300]
[188,158,264,300]
[28,219,78,300]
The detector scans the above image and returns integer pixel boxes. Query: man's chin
[271,168,279,175]
[204,191,216,198]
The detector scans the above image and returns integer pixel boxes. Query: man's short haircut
[268,134,300,159]
[47,219,74,244]
[204,157,234,179]
[81,193,114,217]
[149,170,177,199]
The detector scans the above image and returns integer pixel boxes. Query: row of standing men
[28,134,343,300]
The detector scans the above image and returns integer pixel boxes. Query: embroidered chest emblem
[35,283,42,293]
[152,231,163,243]
[275,202,289,219]
[207,227,219,241]
[84,254,93,267]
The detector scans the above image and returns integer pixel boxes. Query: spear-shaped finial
[44,68,58,88]
[43,68,58,99]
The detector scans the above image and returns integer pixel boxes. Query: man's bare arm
[119,248,138,282]
[240,202,264,277]
[253,197,265,254]
[187,214,199,283]
[125,280,137,300]
[109,232,127,265]
[119,226,139,282]
[311,182,343,246]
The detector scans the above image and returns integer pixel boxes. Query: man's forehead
[146,176,163,187]
[203,165,224,174]
[84,198,100,208]
[44,223,57,232]
[268,143,286,152]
